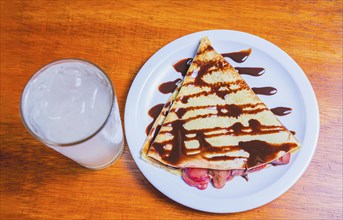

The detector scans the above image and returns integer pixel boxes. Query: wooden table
[1,0,342,219]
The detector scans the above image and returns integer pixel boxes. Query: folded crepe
[142,36,300,188]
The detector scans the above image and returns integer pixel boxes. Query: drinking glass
[20,59,124,169]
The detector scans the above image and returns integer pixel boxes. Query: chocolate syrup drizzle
[235,67,265,77]
[145,104,164,135]
[145,48,296,166]
[221,48,252,63]
[270,107,292,116]
[172,50,265,78]
[252,87,277,96]
[152,117,295,167]
[173,58,192,77]
[158,78,182,94]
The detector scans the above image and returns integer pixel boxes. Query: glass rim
[20,58,115,147]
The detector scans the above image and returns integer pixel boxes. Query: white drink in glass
[21,59,124,169]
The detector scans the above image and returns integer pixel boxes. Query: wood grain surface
[1,0,342,219]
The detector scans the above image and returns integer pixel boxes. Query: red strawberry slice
[184,168,211,182]
[181,169,210,190]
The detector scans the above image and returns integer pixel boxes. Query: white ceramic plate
[124,30,319,213]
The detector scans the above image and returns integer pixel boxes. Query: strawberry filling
[184,167,211,182]
[181,169,211,190]
[182,152,291,189]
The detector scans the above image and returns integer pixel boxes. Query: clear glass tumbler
[20,59,124,169]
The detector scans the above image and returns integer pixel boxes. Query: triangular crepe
[142,37,300,172]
